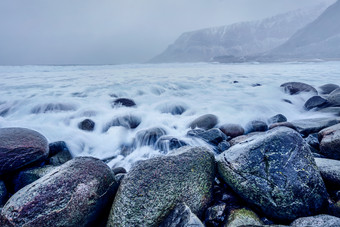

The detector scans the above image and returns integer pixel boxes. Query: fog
[0,0,333,65]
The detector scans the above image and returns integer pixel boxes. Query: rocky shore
[1,82,340,226]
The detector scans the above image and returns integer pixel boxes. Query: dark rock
[78,119,95,131]
[304,96,329,110]
[291,117,340,136]
[327,88,340,107]
[315,158,340,188]
[135,127,167,147]
[217,127,328,221]
[229,132,264,146]
[155,136,187,154]
[319,123,340,160]
[10,165,56,193]
[282,99,293,104]
[290,214,340,227]
[218,141,230,153]
[245,120,268,134]
[0,128,49,175]
[0,181,7,206]
[103,115,141,132]
[268,114,287,125]
[0,157,118,226]
[280,82,318,95]
[112,98,136,107]
[305,133,320,150]
[319,83,340,95]
[112,167,127,175]
[268,122,297,131]
[31,103,76,114]
[187,128,227,146]
[226,208,263,227]
[159,202,204,227]
[48,141,72,166]
[106,146,215,227]
[204,203,226,224]
[115,173,125,185]
[219,123,244,138]
[189,114,218,130]
[160,104,187,115]
[48,141,68,157]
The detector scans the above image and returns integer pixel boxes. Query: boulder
[217,127,328,221]
[290,214,340,227]
[107,146,215,227]
[0,181,7,206]
[315,158,340,188]
[112,98,136,107]
[319,84,340,95]
[189,114,218,130]
[48,141,72,166]
[155,136,187,154]
[327,88,340,107]
[135,127,167,147]
[305,133,320,150]
[187,128,227,146]
[103,115,141,132]
[219,124,244,138]
[291,117,340,136]
[0,157,118,226]
[280,82,318,95]
[225,208,263,227]
[319,123,340,160]
[245,120,268,134]
[304,96,329,110]
[0,128,49,175]
[268,114,287,125]
[78,119,95,131]
[159,203,204,227]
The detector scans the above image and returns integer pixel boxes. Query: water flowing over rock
[155,136,188,154]
[135,127,167,147]
[31,103,76,114]
[217,127,328,221]
[319,83,340,95]
[0,157,118,227]
[304,96,329,110]
[103,115,141,132]
[78,119,95,131]
[0,128,49,175]
[189,114,218,130]
[319,123,340,160]
[280,82,318,95]
[107,146,215,227]
[112,98,136,107]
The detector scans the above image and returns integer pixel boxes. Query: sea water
[0,62,339,169]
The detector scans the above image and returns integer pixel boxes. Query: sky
[0,0,334,65]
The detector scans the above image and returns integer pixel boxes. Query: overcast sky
[0,0,334,65]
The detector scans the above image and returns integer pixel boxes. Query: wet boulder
[103,115,141,132]
[107,146,215,227]
[189,114,218,130]
[112,98,136,107]
[47,141,72,166]
[225,208,263,227]
[268,114,287,125]
[280,82,318,95]
[305,133,320,150]
[78,119,95,131]
[159,203,204,227]
[219,123,244,138]
[155,136,187,154]
[319,123,340,160]
[187,128,227,146]
[245,120,268,134]
[135,127,167,147]
[0,181,7,206]
[304,96,329,111]
[327,88,340,107]
[268,122,297,131]
[319,83,340,95]
[217,127,328,221]
[0,157,118,226]
[0,128,49,175]
[315,158,340,188]
[290,214,340,227]
[291,117,340,136]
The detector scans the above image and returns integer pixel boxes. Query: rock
[160,104,187,115]
[219,123,244,138]
[159,202,204,227]
[229,132,263,146]
[115,173,125,185]
[268,114,287,125]
[305,133,320,150]
[317,107,340,116]
[78,119,95,131]
[10,165,56,193]
[31,103,76,114]
[0,181,7,206]
[187,128,227,146]
[112,167,127,175]
[327,88,340,107]
[291,117,340,136]
[106,146,215,227]
[112,98,136,107]
[135,127,167,147]
[103,115,141,132]
[189,114,218,130]
[225,208,263,227]
[48,141,72,166]
[290,214,340,227]
[245,120,268,133]
[218,141,230,153]
[217,127,328,221]
[315,158,340,188]
[0,157,118,226]
[280,82,318,95]
[155,136,188,154]
[319,83,340,95]
[268,122,297,131]
[0,128,49,175]
[319,123,340,160]
[204,203,226,225]
[304,96,329,110]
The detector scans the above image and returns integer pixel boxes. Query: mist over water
[0,62,339,169]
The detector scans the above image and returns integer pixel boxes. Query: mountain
[150,3,331,63]
[259,0,340,61]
